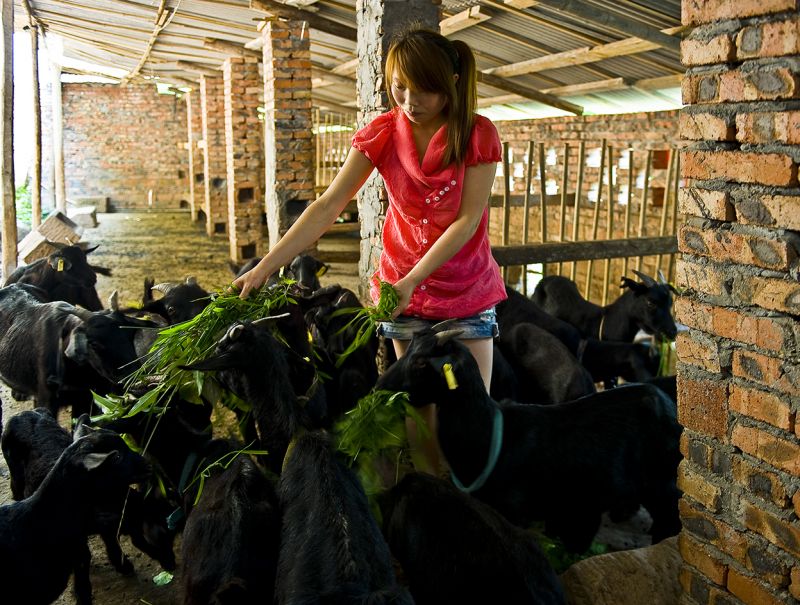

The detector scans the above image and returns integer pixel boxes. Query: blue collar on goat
[450,406,503,494]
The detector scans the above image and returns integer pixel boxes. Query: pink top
[352,107,507,319]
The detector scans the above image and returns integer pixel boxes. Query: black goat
[182,317,326,474]
[376,325,683,554]
[233,253,329,292]
[496,322,595,404]
[137,276,211,325]
[0,420,150,605]
[4,243,110,311]
[379,472,565,605]
[497,285,582,354]
[1,409,176,576]
[277,430,413,605]
[580,339,661,385]
[532,271,678,342]
[181,455,280,605]
[304,284,379,420]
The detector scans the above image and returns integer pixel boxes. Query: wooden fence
[311,113,681,306]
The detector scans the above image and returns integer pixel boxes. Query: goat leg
[73,540,94,605]
[100,528,135,575]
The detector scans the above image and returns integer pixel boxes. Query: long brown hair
[384,27,477,167]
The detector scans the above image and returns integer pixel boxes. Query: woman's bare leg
[396,336,494,476]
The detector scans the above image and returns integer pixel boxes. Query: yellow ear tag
[316,265,328,277]
[57,258,64,272]
[442,363,459,390]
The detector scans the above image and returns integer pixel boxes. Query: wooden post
[501,141,510,281]
[569,141,586,282]
[521,140,533,295]
[1,0,16,279]
[185,91,197,221]
[584,140,606,298]
[620,149,634,280]
[51,60,66,212]
[557,143,570,276]
[601,146,615,305]
[29,24,41,228]
[537,142,547,277]
[667,152,680,283]
[635,149,653,274]
[655,148,676,271]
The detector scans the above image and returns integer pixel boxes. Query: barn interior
[0,1,799,604]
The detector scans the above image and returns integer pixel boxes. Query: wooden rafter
[483,25,682,78]
[477,72,583,115]
[121,0,173,84]
[250,0,357,41]
[440,6,491,36]
[175,59,221,77]
[203,37,261,59]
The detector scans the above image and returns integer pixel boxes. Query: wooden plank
[331,57,358,75]
[534,0,681,51]
[602,146,615,305]
[620,149,634,280]
[635,149,653,273]
[51,61,66,212]
[492,236,678,266]
[250,0,357,42]
[570,140,586,281]
[440,6,491,36]
[477,71,583,115]
[541,77,629,96]
[557,143,569,275]
[484,37,660,78]
[311,66,356,88]
[176,59,220,76]
[584,139,606,298]
[29,23,42,228]
[203,38,261,58]
[1,0,15,278]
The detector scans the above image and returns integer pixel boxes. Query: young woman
[233,27,506,474]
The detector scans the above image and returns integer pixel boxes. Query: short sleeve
[465,115,502,166]
[351,111,395,168]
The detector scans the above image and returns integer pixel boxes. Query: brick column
[200,75,228,237]
[676,2,800,604]
[185,91,204,222]
[355,0,440,298]
[261,20,314,250]
[224,56,264,262]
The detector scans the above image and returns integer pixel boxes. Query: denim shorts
[377,307,499,341]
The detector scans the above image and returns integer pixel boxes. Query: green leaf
[152,571,174,586]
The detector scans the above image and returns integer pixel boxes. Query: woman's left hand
[390,276,418,319]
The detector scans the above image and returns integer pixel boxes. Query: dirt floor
[0,209,362,605]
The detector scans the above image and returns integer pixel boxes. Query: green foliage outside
[15,179,50,225]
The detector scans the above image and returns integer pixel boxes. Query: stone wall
[676,1,800,604]
[61,83,189,210]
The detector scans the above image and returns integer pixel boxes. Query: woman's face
[391,71,448,128]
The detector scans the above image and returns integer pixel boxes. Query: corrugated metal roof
[15,0,684,118]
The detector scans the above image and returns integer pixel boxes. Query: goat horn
[108,290,119,311]
[69,306,94,321]
[151,282,178,295]
[631,270,657,286]
[251,313,291,328]
[657,270,668,285]
[435,329,465,345]
[46,239,67,250]
[431,318,459,332]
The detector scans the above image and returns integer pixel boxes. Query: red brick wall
[62,83,190,210]
[677,1,800,604]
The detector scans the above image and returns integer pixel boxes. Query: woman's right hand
[231,262,273,299]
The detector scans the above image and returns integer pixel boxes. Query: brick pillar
[676,2,800,604]
[185,91,205,222]
[200,75,228,237]
[261,20,314,250]
[355,0,440,298]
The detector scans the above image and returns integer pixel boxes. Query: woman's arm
[392,161,497,317]
[233,148,375,298]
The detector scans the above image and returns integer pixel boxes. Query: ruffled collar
[393,107,449,184]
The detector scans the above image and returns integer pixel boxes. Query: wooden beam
[311,66,356,88]
[633,73,682,90]
[1,0,16,278]
[250,0,357,41]
[176,59,221,77]
[477,71,583,115]
[331,57,358,75]
[203,37,261,59]
[534,0,680,51]
[492,236,678,266]
[121,0,170,84]
[540,77,630,96]
[440,6,491,36]
[484,25,683,78]
[29,24,42,228]
[503,0,537,8]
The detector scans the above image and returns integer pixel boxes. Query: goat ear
[84,245,100,254]
[81,451,117,471]
[90,264,112,277]
[48,255,72,272]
